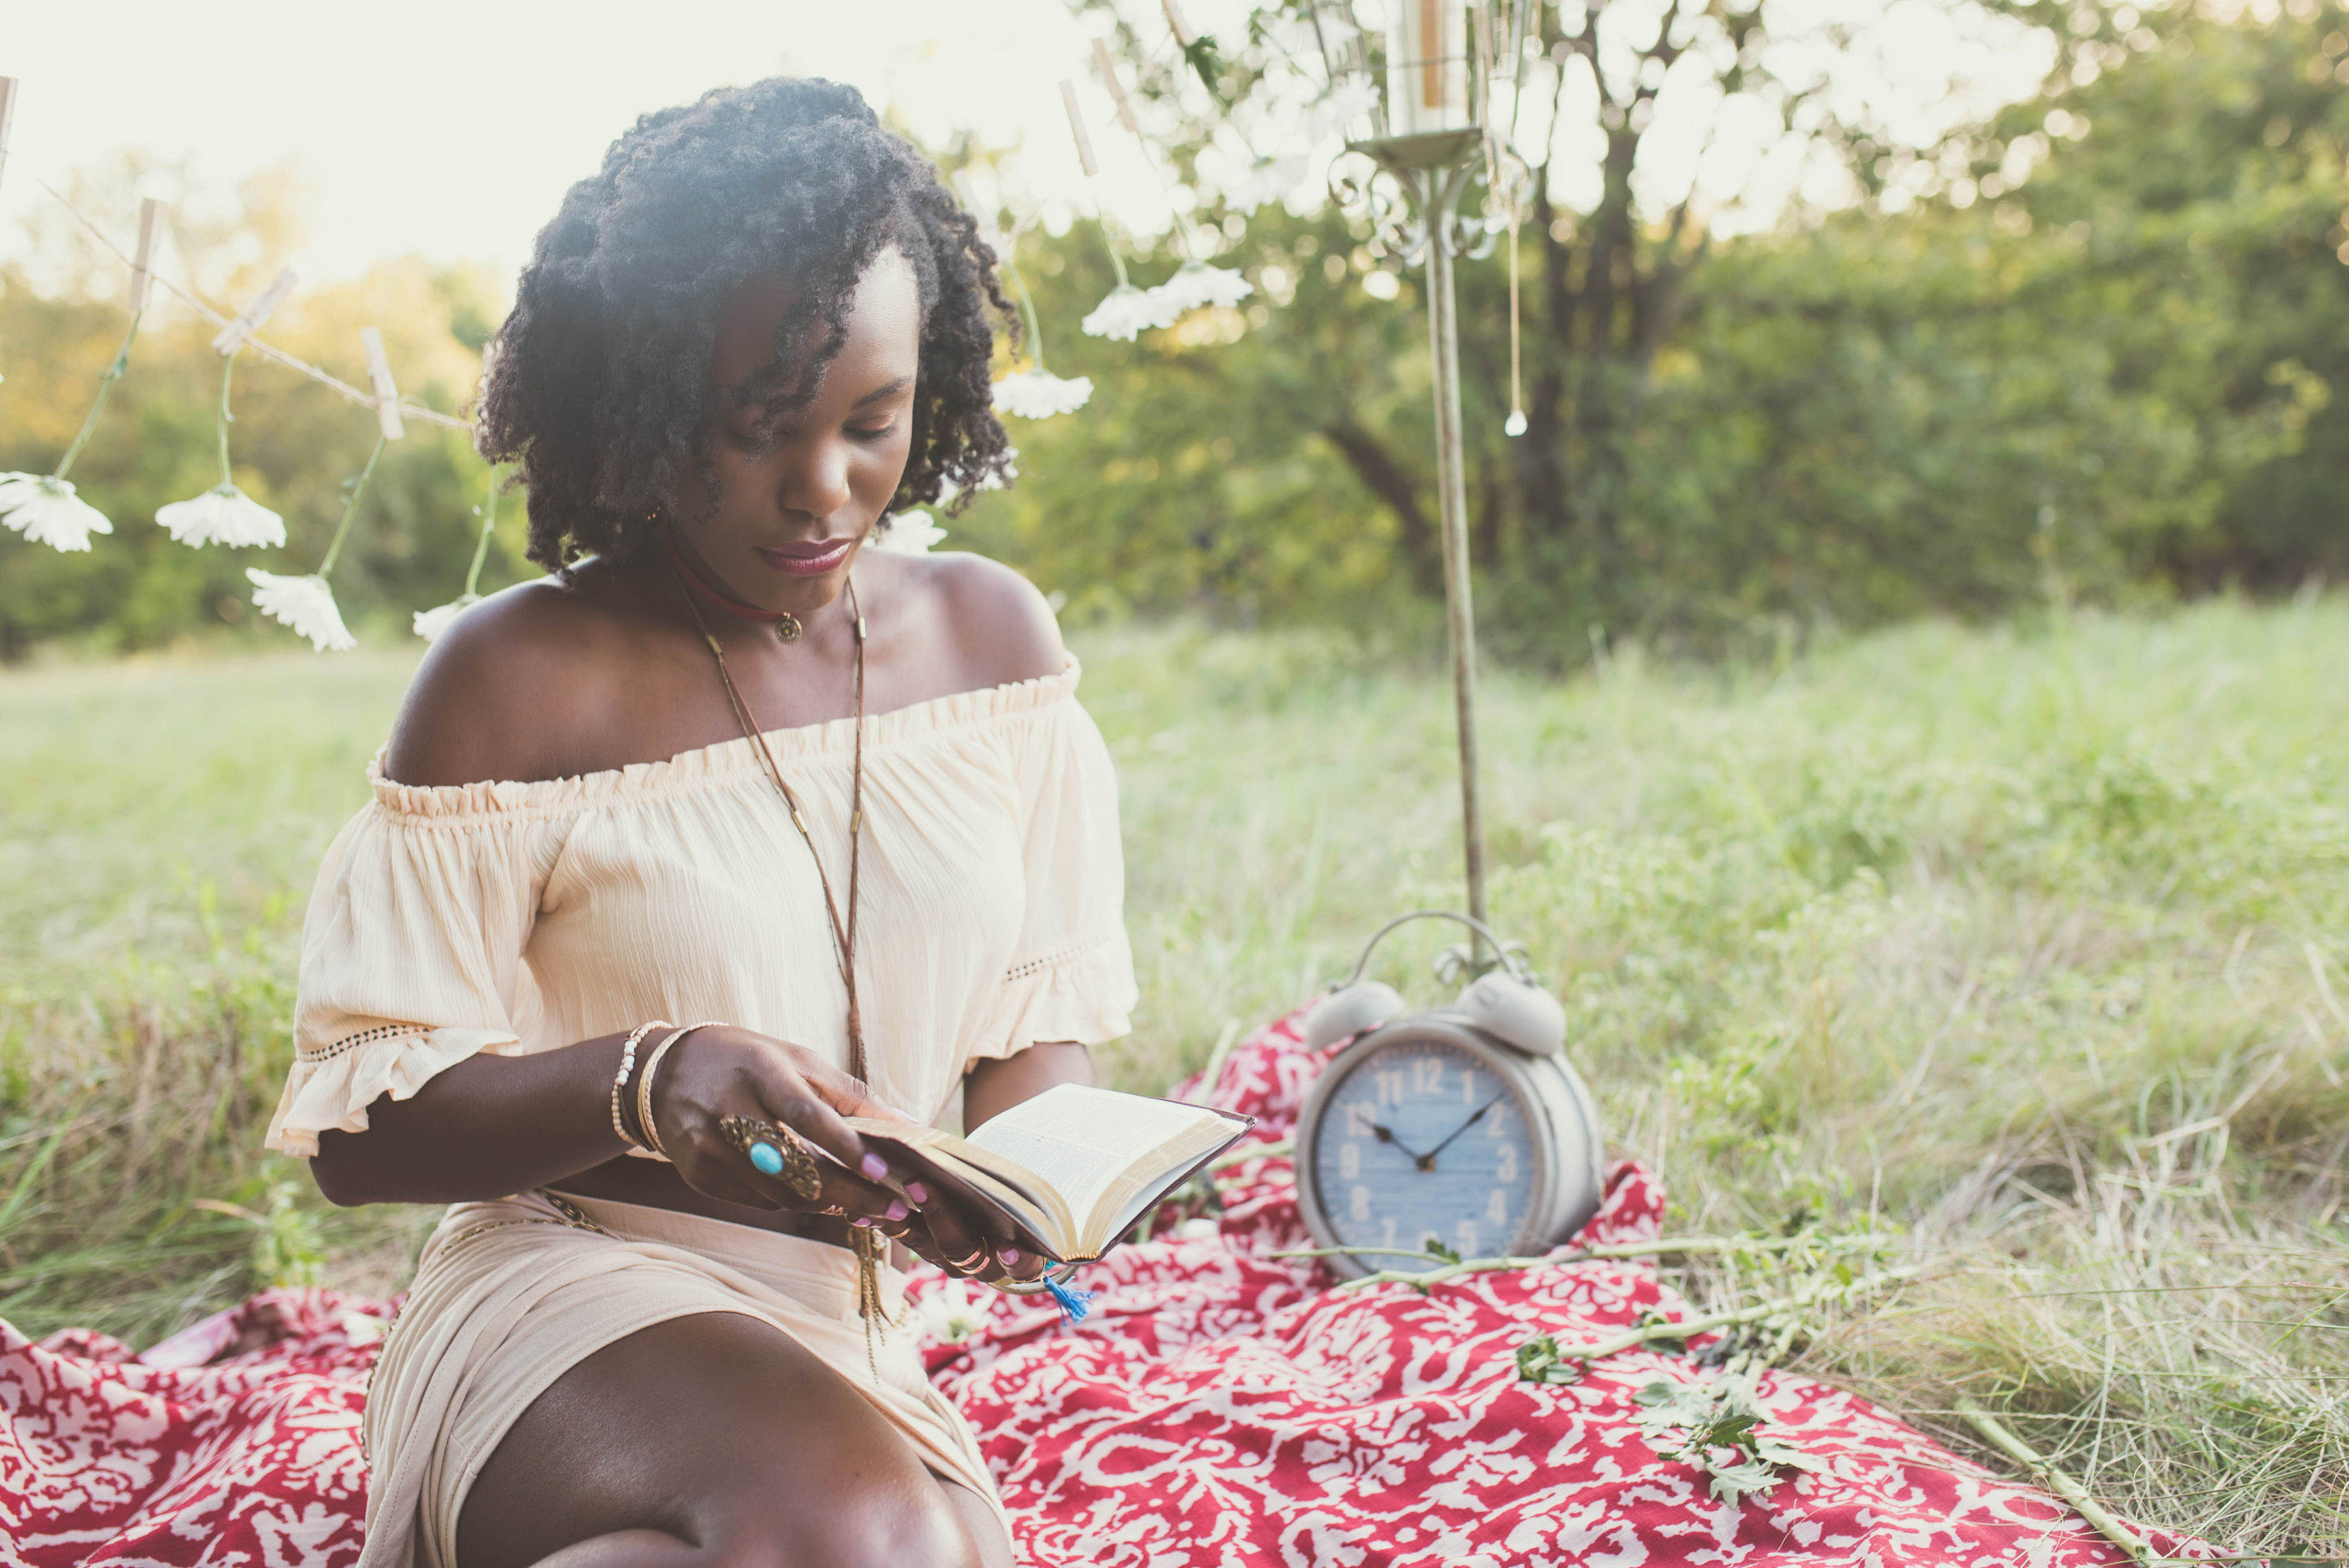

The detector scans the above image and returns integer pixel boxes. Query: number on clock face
[1309,1041,1535,1273]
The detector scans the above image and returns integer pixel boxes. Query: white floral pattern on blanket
[0,1007,2213,1567]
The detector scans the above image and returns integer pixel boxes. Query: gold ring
[718,1115,823,1202]
[943,1242,990,1273]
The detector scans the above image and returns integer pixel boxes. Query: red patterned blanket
[1,1011,2208,1565]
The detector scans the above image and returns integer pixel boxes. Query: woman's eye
[848,422,898,443]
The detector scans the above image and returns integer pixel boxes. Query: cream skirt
[357,1190,1007,1568]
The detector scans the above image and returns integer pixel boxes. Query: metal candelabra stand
[1350,126,1494,932]
[1305,0,1533,957]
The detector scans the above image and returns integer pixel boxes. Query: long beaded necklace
[663,534,892,1367]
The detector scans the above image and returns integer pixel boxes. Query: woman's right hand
[645,1024,915,1228]
[644,1024,1047,1286]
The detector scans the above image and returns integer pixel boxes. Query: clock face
[1306,1037,1537,1272]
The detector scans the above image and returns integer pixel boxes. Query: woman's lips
[752,538,853,578]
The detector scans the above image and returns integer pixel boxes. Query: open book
[846,1084,1253,1265]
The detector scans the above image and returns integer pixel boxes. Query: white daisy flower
[1081,283,1182,341]
[156,484,286,549]
[412,592,482,643]
[992,369,1094,419]
[1153,261,1255,315]
[1230,155,1311,214]
[916,1279,994,1346]
[979,446,1019,492]
[872,511,949,555]
[1307,80,1382,142]
[0,472,113,553]
[247,568,356,653]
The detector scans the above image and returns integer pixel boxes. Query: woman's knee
[706,1477,983,1568]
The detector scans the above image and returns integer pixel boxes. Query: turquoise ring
[717,1114,823,1201]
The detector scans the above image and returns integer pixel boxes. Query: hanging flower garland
[968,180,1094,421]
[155,345,285,548]
[0,308,143,552]
[412,469,503,642]
[248,435,384,653]
[1067,61,1254,343]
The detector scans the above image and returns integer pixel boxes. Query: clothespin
[949,170,1008,256]
[0,79,19,193]
[211,267,298,356]
[1161,0,1197,47]
[126,197,166,315]
[360,326,405,440]
[1092,40,1142,136]
[1058,80,1099,179]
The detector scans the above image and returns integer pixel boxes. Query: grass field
[3,598,2344,1555]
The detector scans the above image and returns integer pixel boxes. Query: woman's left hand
[877,1199,1050,1286]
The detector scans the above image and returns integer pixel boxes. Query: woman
[268,78,1135,1568]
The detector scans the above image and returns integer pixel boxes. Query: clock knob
[1303,980,1406,1049]
[1457,971,1567,1056]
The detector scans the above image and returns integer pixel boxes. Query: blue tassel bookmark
[1045,1274,1097,1324]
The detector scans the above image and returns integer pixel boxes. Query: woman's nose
[778,437,854,522]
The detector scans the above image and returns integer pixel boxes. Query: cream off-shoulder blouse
[266,659,1137,1159]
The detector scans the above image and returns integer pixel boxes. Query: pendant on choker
[774,613,802,643]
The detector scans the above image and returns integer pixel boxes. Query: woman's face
[668,249,922,615]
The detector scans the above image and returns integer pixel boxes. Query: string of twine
[29,175,474,435]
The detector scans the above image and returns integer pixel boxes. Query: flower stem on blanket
[1274,1229,1902,1293]
[1633,1361,1823,1505]
[1957,1398,2161,1566]
[1530,1262,1929,1366]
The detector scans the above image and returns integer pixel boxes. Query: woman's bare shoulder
[909,550,1067,690]
[381,573,633,788]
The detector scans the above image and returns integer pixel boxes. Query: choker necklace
[660,527,804,642]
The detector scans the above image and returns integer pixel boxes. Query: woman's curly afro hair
[476,77,1017,572]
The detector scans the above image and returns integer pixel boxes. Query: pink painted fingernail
[1001,1248,1021,1265]
[853,1216,874,1228]
[906,1182,930,1205]
[886,1199,908,1223]
[861,1153,889,1181]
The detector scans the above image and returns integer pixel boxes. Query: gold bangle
[610,1021,668,1149]
[637,1021,722,1160]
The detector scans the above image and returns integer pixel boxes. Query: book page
[962,1085,1244,1253]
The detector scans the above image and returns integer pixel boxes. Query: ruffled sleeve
[967,684,1139,1073]
[264,758,572,1158]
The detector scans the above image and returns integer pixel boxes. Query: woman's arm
[961,1041,1095,1133]
[308,1025,908,1223]
[309,1030,635,1207]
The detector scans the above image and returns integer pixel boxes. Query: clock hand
[1367,1120,1430,1163]
[1415,1092,1509,1171]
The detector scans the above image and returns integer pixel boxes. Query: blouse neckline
[365,656,1082,822]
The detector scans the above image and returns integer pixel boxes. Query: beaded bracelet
[610,1021,670,1150]
[636,1021,724,1159]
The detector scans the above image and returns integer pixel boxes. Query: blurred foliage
[2,0,2342,662]
[0,159,523,659]
[982,0,2348,660]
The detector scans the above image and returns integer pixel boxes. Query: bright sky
[0,0,1155,286]
[2,0,2049,297]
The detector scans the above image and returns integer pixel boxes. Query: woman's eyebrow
[850,377,914,410]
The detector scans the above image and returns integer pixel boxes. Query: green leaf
[1514,1334,1580,1385]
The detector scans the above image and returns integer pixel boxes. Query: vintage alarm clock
[1293,911,1603,1278]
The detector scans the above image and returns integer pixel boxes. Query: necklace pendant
[774,613,802,643]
